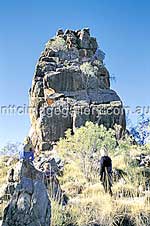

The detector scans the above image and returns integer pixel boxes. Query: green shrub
[57,122,116,182]
[46,37,67,51]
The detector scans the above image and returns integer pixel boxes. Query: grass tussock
[51,191,150,226]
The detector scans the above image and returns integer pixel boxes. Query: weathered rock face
[29,28,126,151]
[2,160,51,226]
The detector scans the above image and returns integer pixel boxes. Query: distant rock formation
[29,28,126,151]
[2,160,51,226]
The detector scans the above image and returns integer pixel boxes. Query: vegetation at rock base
[50,122,150,226]
[57,122,117,182]
[0,122,150,225]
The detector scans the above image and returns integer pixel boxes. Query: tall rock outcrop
[29,28,126,151]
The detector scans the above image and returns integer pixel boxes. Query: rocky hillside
[29,28,126,152]
[0,123,150,226]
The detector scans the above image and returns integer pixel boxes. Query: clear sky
[0,0,150,146]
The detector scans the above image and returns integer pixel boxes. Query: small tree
[57,122,116,182]
[128,114,150,145]
[0,142,21,156]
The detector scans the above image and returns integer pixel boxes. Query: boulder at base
[2,160,51,226]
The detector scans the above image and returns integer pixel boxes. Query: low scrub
[54,122,150,226]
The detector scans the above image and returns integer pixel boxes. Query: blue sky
[0,0,150,146]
